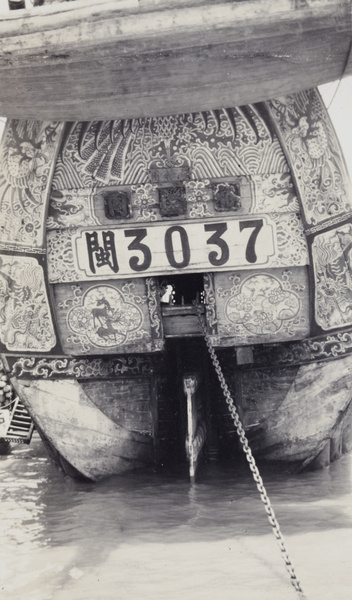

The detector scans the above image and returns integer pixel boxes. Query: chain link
[195,303,307,600]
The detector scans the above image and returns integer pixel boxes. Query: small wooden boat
[1,82,352,480]
[0,0,351,121]
[0,360,34,452]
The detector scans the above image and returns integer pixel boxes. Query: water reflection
[1,434,352,600]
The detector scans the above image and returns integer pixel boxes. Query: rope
[326,4,352,111]
[327,38,352,110]
[0,397,17,411]
[194,303,307,600]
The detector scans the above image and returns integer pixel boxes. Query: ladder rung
[1,399,34,443]
[11,417,32,423]
[8,424,31,432]
[14,415,31,421]
[7,428,32,435]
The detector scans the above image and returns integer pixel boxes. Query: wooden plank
[234,365,299,429]
[162,314,202,338]
[81,377,153,434]
[0,0,350,120]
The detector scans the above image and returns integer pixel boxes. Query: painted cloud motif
[225,274,300,335]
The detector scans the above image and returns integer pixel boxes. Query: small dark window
[159,274,204,306]
[8,1,25,9]
[213,181,241,212]
[159,186,187,217]
[103,190,130,219]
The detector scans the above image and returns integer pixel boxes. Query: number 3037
[84,219,264,275]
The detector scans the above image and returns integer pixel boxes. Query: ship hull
[0,0,351,120]
[9,351,352,481]
[2,84,352,480]
[11,377,154,481]
[234,357,352,471]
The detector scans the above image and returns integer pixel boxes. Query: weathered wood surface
[162,306,203,338]
[81,377,153,434]
[0,0,351,120]
[11,377,153,480]
[239,355,352,467]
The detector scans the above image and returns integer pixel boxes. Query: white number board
[73,216,276,280]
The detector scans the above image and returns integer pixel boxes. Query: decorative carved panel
[312,223,352,330]
[0,253,56,352]
[103,189,131,219]
[212,181,241,212]
[52,109,289,191]
[268,89,352,228]
[268,89,352,334]
[159,186,187,217]
[0,120,63,251]
[52,277,163,355]
[211,267,310,346]
[46,172,297,230]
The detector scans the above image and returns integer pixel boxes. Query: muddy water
[1,433,352,600]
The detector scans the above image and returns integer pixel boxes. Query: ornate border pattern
[7,355,157,379]
[146,277,164,350]
[203,273,219,343]
[253,328,352,367]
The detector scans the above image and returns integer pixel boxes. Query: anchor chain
[194,303,306,600]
